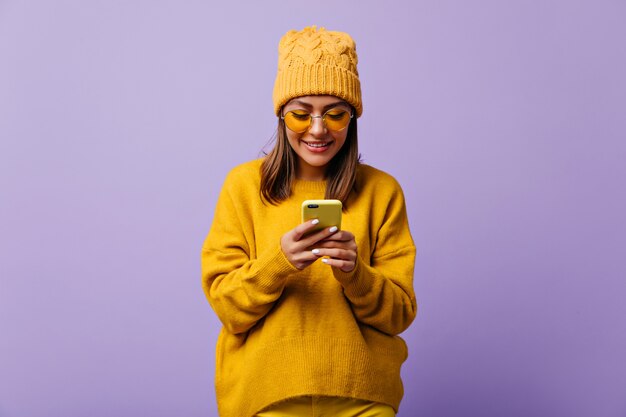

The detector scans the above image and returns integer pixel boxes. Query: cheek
[332,131,349,147]
[285,131,301,148]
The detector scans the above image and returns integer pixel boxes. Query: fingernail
[322,258,329,264]
[312,249,320,254]
[312,219,320,225]
[329,226,338,233]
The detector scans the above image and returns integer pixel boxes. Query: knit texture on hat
[273,26,363,117]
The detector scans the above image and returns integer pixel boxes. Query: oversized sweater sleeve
[333,178,417,336]
[200,172,298,335]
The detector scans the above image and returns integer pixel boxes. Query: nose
[308,115,327,137]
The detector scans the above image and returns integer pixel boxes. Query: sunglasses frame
[281,108,354,133]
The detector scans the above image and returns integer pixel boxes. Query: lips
[302,140,332,152]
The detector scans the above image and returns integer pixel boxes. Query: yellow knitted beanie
[273,26,363,117]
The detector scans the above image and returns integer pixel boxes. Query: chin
[305,157,333,167]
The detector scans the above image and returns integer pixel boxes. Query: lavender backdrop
[1,1,625,416]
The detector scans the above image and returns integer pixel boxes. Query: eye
[325,110,348,120]
[289,111,310,121]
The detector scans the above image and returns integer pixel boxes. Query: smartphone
[301,199,342,234]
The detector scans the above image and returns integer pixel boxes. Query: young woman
[201,26,417,417]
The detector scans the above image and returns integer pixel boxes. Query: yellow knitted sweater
[201,159,417,417]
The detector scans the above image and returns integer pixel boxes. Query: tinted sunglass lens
[323,110,351,131]
[284,111,311,133]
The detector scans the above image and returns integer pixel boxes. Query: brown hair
[261,111,360,207]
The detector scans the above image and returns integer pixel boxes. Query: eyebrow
[287,100,350,111]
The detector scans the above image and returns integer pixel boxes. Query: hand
[311,230,358,272]
[281,220,340,270]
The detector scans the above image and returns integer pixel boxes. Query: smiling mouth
[303,140,332,149]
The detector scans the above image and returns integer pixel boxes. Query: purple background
[1,1,625,416]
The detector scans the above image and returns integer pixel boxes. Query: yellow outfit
[201,159,417,417]
[256,396,395,417]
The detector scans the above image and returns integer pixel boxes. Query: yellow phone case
[301,199,342,234]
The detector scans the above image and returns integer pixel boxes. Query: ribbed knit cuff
[248,245,300,293]
[332,257,373,299]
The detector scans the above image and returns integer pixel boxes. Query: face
[282,95,352,181]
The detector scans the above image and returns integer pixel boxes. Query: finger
[292,252,322,269]
[310,240,356,250]
[311,248,356,261]
[292,219,321,241]
[300,225,340,247]
[321,257,355,273]
[319,230,354,242]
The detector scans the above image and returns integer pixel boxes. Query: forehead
[284,95,349,109]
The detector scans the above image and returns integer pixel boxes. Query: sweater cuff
[248,245,300,293]
[332,257,373,298]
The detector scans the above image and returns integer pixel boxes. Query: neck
[296,163,327,181]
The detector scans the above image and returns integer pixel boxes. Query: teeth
[305,141,329,148]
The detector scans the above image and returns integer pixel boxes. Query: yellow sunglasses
[281,108,353,133]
